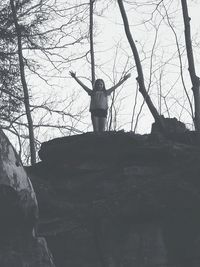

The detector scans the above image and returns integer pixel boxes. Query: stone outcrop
[28,132,200,267]
[0,129,55,267]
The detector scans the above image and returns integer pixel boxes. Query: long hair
[93,79,106,92]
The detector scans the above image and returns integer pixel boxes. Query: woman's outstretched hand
[123,73,131,80]
[69,71,76,78]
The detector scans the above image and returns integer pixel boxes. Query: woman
[69,71,131,132]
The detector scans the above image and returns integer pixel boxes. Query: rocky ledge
[28,131,200,267]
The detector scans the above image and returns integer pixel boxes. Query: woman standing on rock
[69,71,131,132]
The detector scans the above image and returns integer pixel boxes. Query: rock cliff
[28,132,200,267]
[0,129,55,267]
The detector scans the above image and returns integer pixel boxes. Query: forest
[0,0,200,164]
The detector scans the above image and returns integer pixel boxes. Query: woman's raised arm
[107,73,131,95]
[69,71,92,95]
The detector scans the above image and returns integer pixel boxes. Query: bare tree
[181,0,200,132]
[117,0,166,133]
[1,0,91,163]
[10,0,36,165]
[90,0,96,85]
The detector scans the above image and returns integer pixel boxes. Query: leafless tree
[10,0,36,164]
[0,0,91,164]
[117,0,166,133]
[90,0,96,85]
[181,0,200,132]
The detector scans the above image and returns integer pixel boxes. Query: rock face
[28,132,200,267]
[0,129,55,267]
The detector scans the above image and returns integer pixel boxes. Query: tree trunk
[89,0,95,86]
[10,0,36,165]
[181,0,200,132]
[117,0,166,133]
